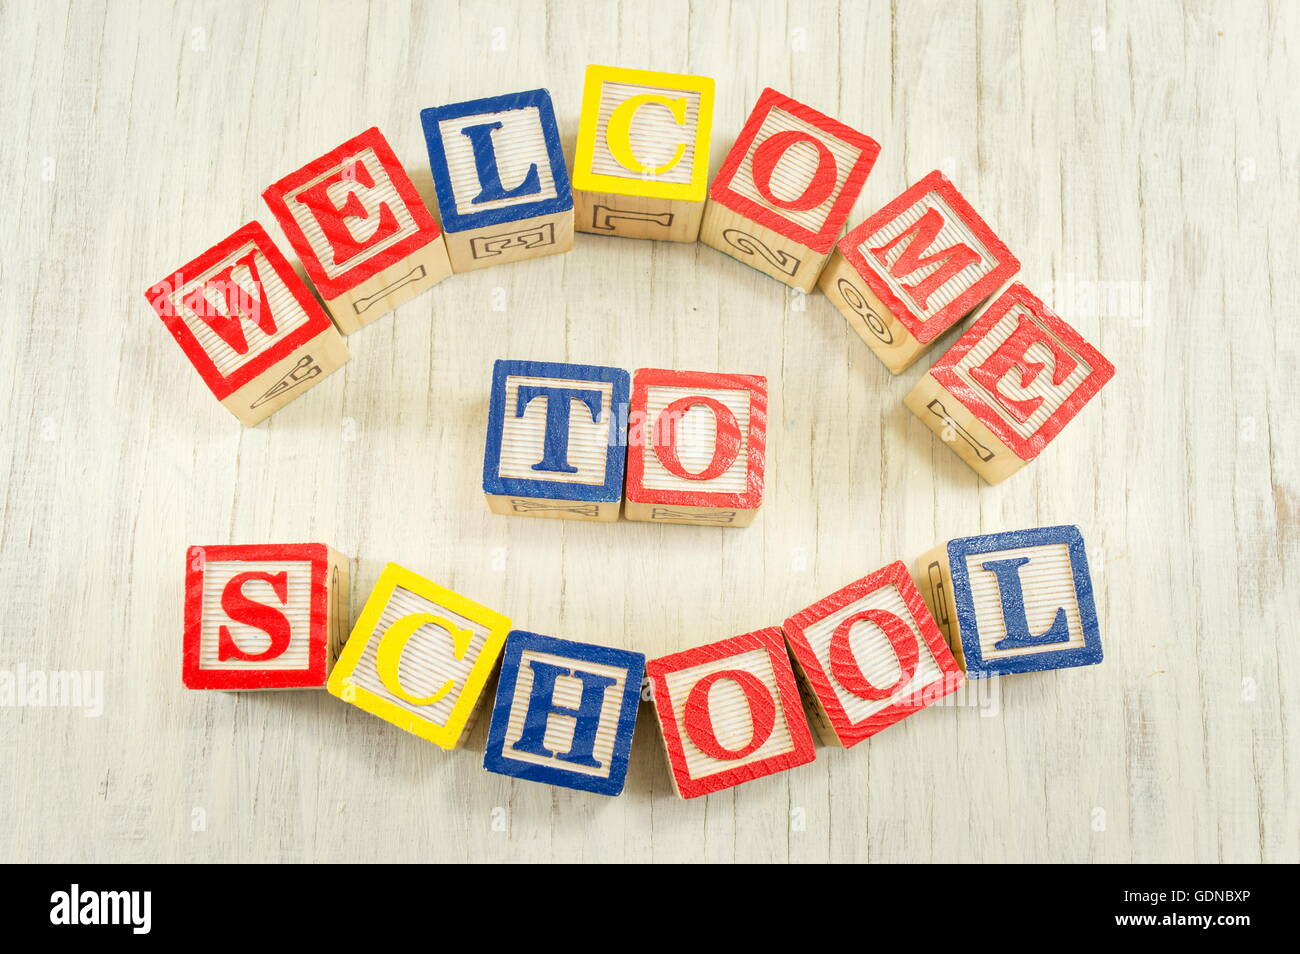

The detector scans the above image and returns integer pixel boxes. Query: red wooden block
[647,627,815,799]
[782,561,964,747]
[624,368,767,527]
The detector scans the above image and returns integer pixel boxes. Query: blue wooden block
[946,525,1103,677]
[483,630,645,796]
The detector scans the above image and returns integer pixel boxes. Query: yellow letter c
[606,94,689,175]
[375,613,473,706]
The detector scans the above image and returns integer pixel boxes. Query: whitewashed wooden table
[2,0,1295,864]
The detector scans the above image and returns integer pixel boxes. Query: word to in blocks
[700,88,880,291]
[572,64,715,243]
[145,222,350,426]
[482,359,630,522]
[327,563,511,749]
[915,525,1103,677]
[483,631,645,796]
[647,627,815,798]
[183,543,350,690]
[421,89,574,273]
[904,282,1116,483]
[624,368,767,527]
[819,170,1020,373]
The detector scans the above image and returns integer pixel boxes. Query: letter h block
[782,561,963,747]
[914,525,1104,677]
[183,543,350,690]
[572,65,715,242]
[145,222,350,426]
[647,628,815,799]
[482,359,630,522]
[700,88,880,292]
[262,126,453,334]
[483,631,645,796]
[326,563,511,749]
[904,282,1116,483]
[819,170,1020,373]
[421,89,574,273]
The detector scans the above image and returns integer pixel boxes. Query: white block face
[728,107,864,233]
[198,559,314,671]
[496,374,615,485]
[499,651,628,779]
[438,107,558,216]
[662,648,796,782]
[641,385,751,493]
[797,583,946,722]
[281,147,421,279]
[588,81,702,185]
[961,542,1087,660]
[346,585,495,727]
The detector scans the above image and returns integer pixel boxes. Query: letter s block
[145,222,350,426]
[819,171,1020,373]
[262,126,453,334]
[572,64,715,242]
[647,628,815,799]
[914,525,1103,677]
[904,283,1116,483]
[700,88,880,292]
[483,631,645,796]
[326,563,511,749]
[183,543,350,690]
[624,368,767,527]
[782,561,963,747]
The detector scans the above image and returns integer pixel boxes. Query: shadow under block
[623,368,767,527]
[145,221,350,426]
[647,628,815,799]
[699,87,881,292]
[482,631,645,796]
[571,65,715,243]
[904,282,1117,484]
[482,359,630,522]
[183,543,350,690]
[782,561,964,747]
[421,89,574,273]
[818,170,1021,373]
[913,526,1104,678]
[326,563,512,749]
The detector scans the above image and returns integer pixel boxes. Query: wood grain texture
[0,0,1296,863]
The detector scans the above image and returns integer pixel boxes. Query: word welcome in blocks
[422,89,574,273]
[904,283,1116,483]
[262,127,452,334]
[572,65,715,242]
[183,543,350,690]
[701,88,881,292]
[914,525,1103,677]
[327,563,511,749]
[819,171,1020,374]
[145,223,350,425]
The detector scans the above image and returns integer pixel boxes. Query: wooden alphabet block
[326,563,511,749]
[782,561,963,747]
[904,282,1116,483]
[421,89,574,273]
[145,222,350,426]
[183,543,350,690]
[646,628,815,799]
[699,88,880,291]
[482,631,645,796]
[571,65,715,242]
[914,525,1103,677]
[262,126,452,335]
[819,171,1020,373]
[624,368,767,527]
[482,359,630,522]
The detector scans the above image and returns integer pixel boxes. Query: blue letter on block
[458,121,541,204]
[512,660,616,768]
[980,557,1070,651]
[515,384,604,474]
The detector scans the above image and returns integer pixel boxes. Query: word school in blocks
[182,525,1104,798]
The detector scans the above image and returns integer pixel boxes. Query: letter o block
[647,628,815,798]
